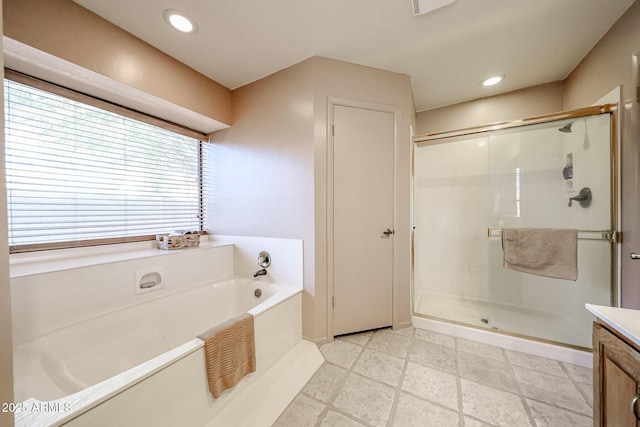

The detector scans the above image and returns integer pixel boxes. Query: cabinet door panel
[594,322,640,427]
[604,356,637,426]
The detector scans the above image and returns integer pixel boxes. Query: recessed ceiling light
[481,75,504,87]
[163,9,197,34]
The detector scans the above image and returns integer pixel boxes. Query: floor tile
[410,338,456,373]
[333,373,395,427]
[302,362,348,403]
[277,327,594,427]
[389,326,415,337]
[461,379,532,427]
[505,349,566,378]
[456,338,505,361]
[562,362,593,385]
[273,394,326,427]
[457,351,518,393]
[402,362,459,410]
[367,329,411,358]
[415,328,455,348]
[352,348,405,387]
[463,416,495,426]
[319,410,366,426]
[394,392,459,427]
[319,339,363,369]
[527,399,592,427]
[337,330,374,347]
[514,366,592,415]
[576,382,593,407]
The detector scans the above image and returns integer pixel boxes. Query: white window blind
[4,74,205,252]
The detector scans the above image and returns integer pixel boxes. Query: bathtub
[13,278,313,426]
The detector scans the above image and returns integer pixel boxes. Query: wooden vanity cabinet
[594,321,640,426]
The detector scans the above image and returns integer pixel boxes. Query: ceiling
[73,0,635,112]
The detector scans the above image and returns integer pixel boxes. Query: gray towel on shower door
[502,228,578,281]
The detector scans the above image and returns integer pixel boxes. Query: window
[4,71,207,252]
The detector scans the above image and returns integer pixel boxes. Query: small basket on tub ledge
[156,230,202,250]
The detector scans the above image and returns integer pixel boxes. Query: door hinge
[332,296,335,307]
[332,125,335,136]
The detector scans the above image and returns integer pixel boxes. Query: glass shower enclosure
[412,109,615,348]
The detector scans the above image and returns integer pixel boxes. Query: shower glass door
[413,112,613,348]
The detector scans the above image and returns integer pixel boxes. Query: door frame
[326,96,400,340]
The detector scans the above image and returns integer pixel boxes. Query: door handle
[382,229,394,236]
[631,253,640,260]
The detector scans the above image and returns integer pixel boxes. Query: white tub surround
[11,241,234,346]
[11,236,321,427]
[586,304,640,347]
[10,235,304,345]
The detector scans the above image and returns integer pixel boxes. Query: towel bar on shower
[487,228,617,242]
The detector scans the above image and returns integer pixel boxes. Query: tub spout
[253,269,267,277]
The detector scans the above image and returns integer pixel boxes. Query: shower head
[558,122,574,133]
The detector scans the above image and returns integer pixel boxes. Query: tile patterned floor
[274,327,593,427]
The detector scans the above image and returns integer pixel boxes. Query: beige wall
[564,0,640,110]
[0,0,15,424]
[415,81,565,135]
[210,57,414,342]
[207,59,318,337]
[565,0,640,308]
[3,0,232,126]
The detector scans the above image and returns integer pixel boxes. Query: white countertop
[586,303,640,348]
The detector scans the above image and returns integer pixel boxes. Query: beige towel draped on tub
[501,228,578,281]
[198,312,256,399]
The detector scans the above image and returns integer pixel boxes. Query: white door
[332,104,394,336]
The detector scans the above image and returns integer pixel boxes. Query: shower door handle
[631,253,640,260]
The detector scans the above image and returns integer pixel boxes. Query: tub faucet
[253,268,267,277]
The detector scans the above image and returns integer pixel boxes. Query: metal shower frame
[410,103,620,347]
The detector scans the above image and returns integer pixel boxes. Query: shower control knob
[382,229,394,236]
[631,253,640,260]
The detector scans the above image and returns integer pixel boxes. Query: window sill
[9,237,231,278]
